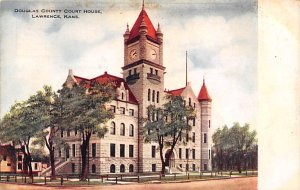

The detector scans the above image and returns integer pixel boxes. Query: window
[186,149,189,159]
[156,91,159,103]
[92,164,96,173]
[120,144,125,157]
[150,68,153,74]
[7,163,11,167]
[152,90,155,102]
[59,150,62,157]
[186,164,189,171]
[110,144,115,157]
[209,120,211,128]
[75,127,77,136]
[192,149,195,159]
[192,164,196,171]
[204,133,207,143]
[186,133,189,142]
[189,98,191,106]
[129,109,134,116]
[194,103,196,108]
[121,92,124,100]
[18,156,22,161]
[120,123,125,136]
[148,89,151,101]
[152,146,156,158]
[92,143,96,158]
[120,164,125,173]
[204,164,207,171]
[110,122,116,135]
[67,130,70,137]
[72,144,76,157]
[18,163,22,170]
[129,124,134,137]
[34,163,38,170]
[192,132,195,143]
[193,118,196,126]
[60,129,64,138]
[66,147,70,159]
[111,105,116,113]
[184,100,186,106]
[155,69,158,75]
[179,148,182,159]
[129,145,134,157]
[120,107,125,114]
[179,164,182,168]
[209,149,211,160]
[129,164,134,172]
[72,163,75,173]
[152,164,156,172]
[110,164,115,173]
[152,112,155,121]
[134,68,137,74]
[129,70,132,76]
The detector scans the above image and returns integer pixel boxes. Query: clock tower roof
[127,7,158,43]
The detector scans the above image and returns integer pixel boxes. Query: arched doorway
[165,150,175,168]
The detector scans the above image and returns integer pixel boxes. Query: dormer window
[129,70,132,76]
[121,92,124,100]
[134,68,137,74]
[155,69,158,75]
[150,68,153,74]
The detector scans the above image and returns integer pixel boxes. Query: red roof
[197,81,212,102]
[74,72,138,104]
[167,87,186,96]
[128,8,157,42]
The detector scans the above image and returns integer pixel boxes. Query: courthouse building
[43,5,213,175]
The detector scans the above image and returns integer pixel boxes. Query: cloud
[0,1,257,132]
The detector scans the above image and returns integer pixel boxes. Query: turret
[198,78,212,171]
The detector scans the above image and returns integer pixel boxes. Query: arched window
[120,164,125,173]
[129,124,134,137]
[92,164,96,173]
[156,91,159,103]
[148,89,151,101]
[121,92,124,100]
[129,164,134,172]
[110,164,115,173]
[110,122,116,135]
[120,123,125,136]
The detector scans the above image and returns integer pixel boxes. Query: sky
[0,0,258,131]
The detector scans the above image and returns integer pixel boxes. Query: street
[0,177,257,190]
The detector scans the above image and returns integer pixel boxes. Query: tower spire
[186,51,188,86]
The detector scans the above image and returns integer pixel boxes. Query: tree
[58,81,116,181]
[212,123,257,173]
[144,95,194,175]
[30,85,63,180]
[0,101,44,177]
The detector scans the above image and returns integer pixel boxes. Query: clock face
[129,49,138,61]
[149,49,157,60]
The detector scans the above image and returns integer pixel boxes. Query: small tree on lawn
[58,81,115,181]
[144,95,194,175]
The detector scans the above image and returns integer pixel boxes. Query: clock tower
[122,5,165,172]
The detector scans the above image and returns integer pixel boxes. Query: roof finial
[142,0,145,10]
[185,51,188,87]
[203,75,205,84]
[126,23,129,32]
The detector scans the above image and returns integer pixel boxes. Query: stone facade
[49,6,212,176]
